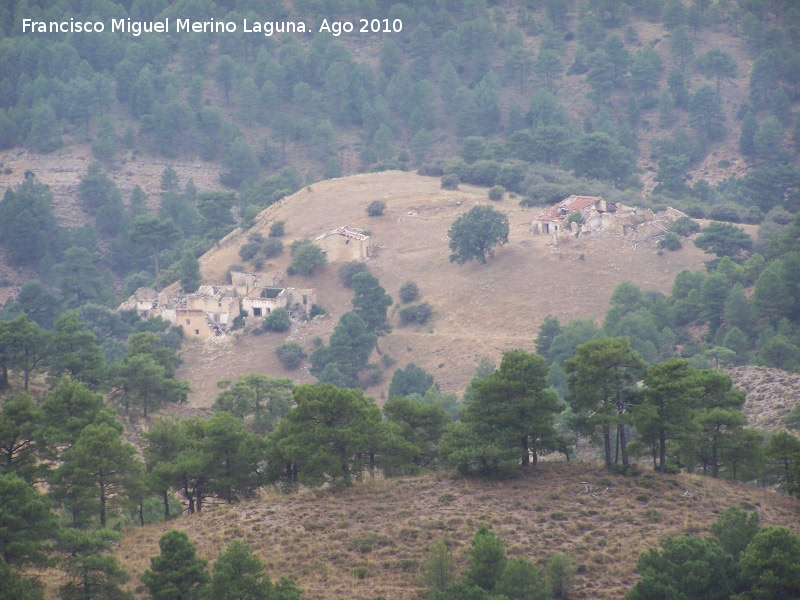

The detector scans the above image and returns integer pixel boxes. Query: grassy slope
[172,170,713,406]
[107,462,799,600]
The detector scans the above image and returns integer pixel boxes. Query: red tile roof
[535,195,603,221]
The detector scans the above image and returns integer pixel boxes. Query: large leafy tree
[110,332,189,418]
[0,473,59,568]
[697,48,738,93]
[689,370,747,478]
[129,215,181,287]
[206,540,302,600]
[199,412,268,504]
[351,272,393,335]
[142,418,185,520]
[447,205,509,265]
[142,530,209,600]
[0,559,45,600]
[565,132,637,188]
[383,395,451,471]
[710,506,760,562]
[38,377,104,457]
[0,173,59,267]
[309,312,376,388]
[625,536,735,600]
[565,337,647,468]
[388,363,436,399]
[637,359,705,472]
[48,312,106,388]
[440,350,562,477]
[144,414,267,515]
[688,84,727,142]
[466,525,506,591]
[0,315,50,391]
[53,247,106,307]
[213,375,294,435]
[267,384,389,487]
[111,353,189,418]
[56,528,133,600]
[738,527,800,599]
[52,419,140,528]
[0,393,41,482]
[694,222,753,259]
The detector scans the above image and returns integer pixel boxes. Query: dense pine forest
[1,0,800,598]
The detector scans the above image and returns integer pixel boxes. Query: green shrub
[260,238,283,258]
[309,304,326,319]
[398,280,419,303]
[488,185,505,201]
[351,566,368,580]
[239,241,260,261]
[367,200,387,216]
[399,302,433,326]
[441,174,460,190]
[547,553,575,600]
[287,240,326,276]
[659,232,682,250]
[262,308,291,332]
[269,220,285,237]
[669,216,701,236]
[276,342,306,369]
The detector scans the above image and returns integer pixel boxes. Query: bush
[269,221,285,237]
[547,553,575,600]
[659,232,682,250]
[488,185,505,201]
[367,200,387,216]
[398,281,419,303]
[287,240,326,276]
[338,262,370,288]
[262,308,291,332]
[239,241,261,261]
[670,216,701,236]
[276,342,306,369]
[309,304,326,319]
[260,238,283,258]
[441,174,460,190]
[399,302,433,326]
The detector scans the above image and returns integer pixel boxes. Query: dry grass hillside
[174,170,711,406]
[107,462,799,600]
[728,366,800,432]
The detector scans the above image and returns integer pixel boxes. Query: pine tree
[466,526,506,591]
[351,272,393,335]
[179,251,202,293]
[565,338,647,468]
[57,528,133,600]
[141,530,209,600]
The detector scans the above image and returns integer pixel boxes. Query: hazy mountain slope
[108,462,799,600]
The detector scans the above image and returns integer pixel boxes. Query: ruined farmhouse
[532,195,687,238]
[315,226,373,263]
[119,271,316,340]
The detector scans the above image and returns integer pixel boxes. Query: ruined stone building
[531,195,610,234]
[314,226,372,263]
[532,195,688,238]
[119,271,316,340]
